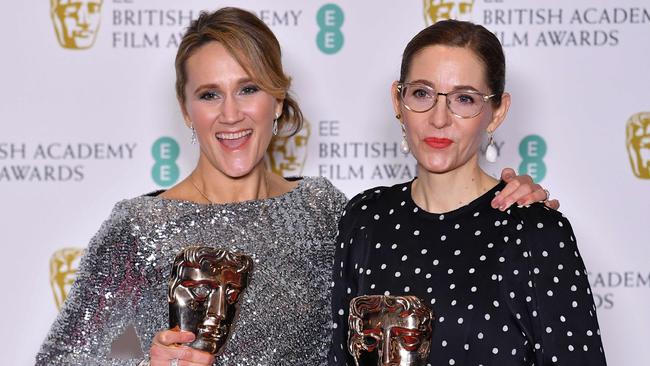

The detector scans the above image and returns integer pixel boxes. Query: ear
[486,92,511,133]
[391,81,402,120]
[275,98,285,119]
[179,98,192,128]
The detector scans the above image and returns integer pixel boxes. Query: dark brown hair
[399,19,506,106]
[175,7,303,135]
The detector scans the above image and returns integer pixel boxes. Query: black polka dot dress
[328,180,607,366]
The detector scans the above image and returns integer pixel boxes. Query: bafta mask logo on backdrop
[626,112,650,179]
[424,0,475,24]
[50,247,84,310]
[348,295,434,366]
[169,247,253,355]
[518,134,547,183]
[50,0,104,49]
[265,120,311,177]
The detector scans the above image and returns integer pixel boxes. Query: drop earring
[272,113,279,136]
[400,122,410,154]
[485,131,497,163]
[190,124,197,145]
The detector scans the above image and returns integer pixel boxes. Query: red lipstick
[424,137,453,149]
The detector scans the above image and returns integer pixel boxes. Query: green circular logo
[518,134,547,182]
[151,137,180,187]
[316,4,344,54]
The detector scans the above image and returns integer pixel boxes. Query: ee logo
[518,135,547,182]
[151,137,180,187]
[317,4,344,54]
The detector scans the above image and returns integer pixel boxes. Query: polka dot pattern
[329,181,606,366]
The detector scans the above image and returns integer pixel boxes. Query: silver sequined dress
[36,177,347,366]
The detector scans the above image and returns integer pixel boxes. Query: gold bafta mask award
[50,0,103,49]
[348,295,435,366]
[168,247,253,355]
[626,112,650,179]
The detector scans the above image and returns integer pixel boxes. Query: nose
[428,94,453,129]
[220,96,244,125]
[381,332,395,365]
[205,286,226,323]
[78,5,90,26]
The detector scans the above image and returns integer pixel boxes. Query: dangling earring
[400,122,410,154]
[272,113,279,136]
[190,124,197,145]
[485,131,497,163]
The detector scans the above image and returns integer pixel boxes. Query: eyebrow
[193,77,254,94]
[408,79,481,92]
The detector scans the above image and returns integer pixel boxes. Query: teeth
[216,130,252,140]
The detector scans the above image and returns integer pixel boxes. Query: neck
[190,156,273,204]
[411,155,498,213]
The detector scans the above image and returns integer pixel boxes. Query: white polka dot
[477,332,484,339]
[469,268,475,274]
[426,273,432,279]
[421,249,428,254]
[511,348,517,355]
[413,207,419,213]
[493,301,500,307]
[471,286,477,292]
[552,356,558,362]
[484,313,490,320]
[546,327,553,333]
[568,345,574,351]
[384,290,390,296]
[454,223,460,229]
[509,292,515,299]
[494,220,501,227]
[571,285,577,291]
[442,340,447,347]
[449,359,455,365]
[547,290,554,296]
[370,284,375,289]
[404,286,410,292]
[366,269,372,275]
[473,212,480,217]
[373,214,380,220]
[439,214,445,220]
[395,224,401,229]
[401,255,408,261]
[479,255,486,261]
[449,284,456,289]
[433,259,439,265]
[475,230,482,236]
[587,330,593,336]
[567,331,573,336]
[338,309,344,315]
[537,222,544,228]
[572,301,578,308]
[427,287,433,293]
[464,344,470,350]
[542,250,548,257]
[413,230,420,236]
[448,268,454,274]
[440,235,447,241]
[380,264,387,270]
[391,243,398,249]
[361,205,367,210]
[389,209,394,215]
[395,272,401,277]
[415,268,421,274]
[492,347,499,354]
[457,318,464,324]
[454,250,461,256]
[332,322,338,329]
[502,325,509,332]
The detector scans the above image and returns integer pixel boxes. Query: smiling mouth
[215,129,252,150]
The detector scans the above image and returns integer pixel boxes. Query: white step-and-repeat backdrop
[1,1,648,365]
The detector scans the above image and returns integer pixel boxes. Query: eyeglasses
[396,82,496,118]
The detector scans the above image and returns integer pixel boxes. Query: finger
[501,184,538,210]
[514,185,546,205]
[544,199,560,210]
[492,178,525,209]
[500,167,516,182]
[154,329,196,346]
[150,345,214,365]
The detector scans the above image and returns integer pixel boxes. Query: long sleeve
[328,194,366,366]
[513,206,607,366]
[36,201,146,366]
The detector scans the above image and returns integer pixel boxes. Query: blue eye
[412,88,432,99]
[241,85,260,95]
[455,93,477,104]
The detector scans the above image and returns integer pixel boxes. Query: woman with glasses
[329,20,607,366]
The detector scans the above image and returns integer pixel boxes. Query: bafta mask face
[169,247,253,355]
[348,295,434,366]
[266,120,311,177]
[626,112,650,179]
[424,0,475,24]
[50,0,103,49]
[50,247,84,310]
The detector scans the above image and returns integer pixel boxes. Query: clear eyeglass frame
[397,82,496,119]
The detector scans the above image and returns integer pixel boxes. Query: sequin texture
[36,177,347,365]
